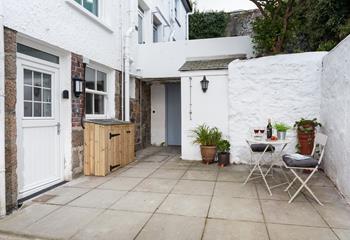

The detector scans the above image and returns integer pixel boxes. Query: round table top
[246,137,292,145]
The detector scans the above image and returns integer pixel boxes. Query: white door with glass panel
[17,58,63,199]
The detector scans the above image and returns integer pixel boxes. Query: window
[153,16,162,43]
[74,0,99,16]
[129,77,136,99]
[85,67,107,116]
[175,0,179,19]
[138,6,144,44]
[23,69,52,118]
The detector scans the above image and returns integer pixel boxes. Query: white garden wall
[181,70,229,160]
[228,52,327,163]
[321,36,350,198]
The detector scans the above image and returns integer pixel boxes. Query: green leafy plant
[192,124,222,146]
[294,118,322,133]
[217,140,231,153]
[274,123,291,132]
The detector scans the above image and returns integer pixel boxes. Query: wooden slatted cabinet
[84,120,135,176]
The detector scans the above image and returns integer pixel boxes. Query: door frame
[16,52,64,199]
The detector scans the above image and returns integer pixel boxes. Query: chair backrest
[311,133,328,165]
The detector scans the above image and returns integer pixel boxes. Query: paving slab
[63,176,112,189]
[333,228,350,240]
[182,170,217,181]
[119,168,156,178]
[68,189,127,209]
[72,210,151,240]
[110,191,167,213]
[214,182,257,199]
[98,177,144,191]
[267,223,338,240]
[136,213,205,240]
[256,183,306,202]
[313,202,350,229]
[303,186,344,204]
[0,204,59,233]
[202,219,269,240]
[133,178,178,193]
[172,180,215,196]
[157,194,211,217]
[261,200,327,227]
[149,169,186,179]
[44,187,90,205]
[22,206,102,239]
[209,197,263,222]
[217,171,247,182]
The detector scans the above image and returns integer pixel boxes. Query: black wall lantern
[200,76,209,93]
[73,76,84,98]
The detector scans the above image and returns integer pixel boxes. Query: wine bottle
[267,119,272,139]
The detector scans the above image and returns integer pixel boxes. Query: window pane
[43,74,52,88]
[34,72,42,87]
[24,69,32,85]
[34,103,42,117]
[94,94,104,114]
[85,67,95,90]
[83,0,98,16]
[138,14,143,44]
[97,71,106,91]
[24,86,32,101]
[43,89,52,103]
[43,103,52,117]
[34,87,42,101]
[75,0,82,4]
[86,93,93,114]
[24,102,32,117]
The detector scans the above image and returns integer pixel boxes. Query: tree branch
[250,0,267,18]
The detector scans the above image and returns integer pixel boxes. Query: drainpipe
[124,0,136,122]
[186,10,194,40]
[0,0,6,217]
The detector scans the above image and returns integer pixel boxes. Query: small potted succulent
[274,123,291,140]
[192,124,222,164]
[294,118,322,155]
[217,139,231,168]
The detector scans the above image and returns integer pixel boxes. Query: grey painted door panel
[166,83,181,146]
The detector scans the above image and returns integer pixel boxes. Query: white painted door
[17,57,63,199]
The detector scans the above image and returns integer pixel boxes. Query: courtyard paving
[0,147,349,240]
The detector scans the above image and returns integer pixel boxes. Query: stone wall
[71,53,85,177]
[4,27,17,211]
[321,35,350,199]
[225,9,261,37]
[228,52,327,163]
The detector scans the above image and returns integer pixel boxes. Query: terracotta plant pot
[200,146,217,164]
[218,152,230,168]
[298,127,315,155]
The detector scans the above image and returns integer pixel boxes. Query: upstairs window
[74,0,99,16]
[175,0,179,19]
[138,6,145,44]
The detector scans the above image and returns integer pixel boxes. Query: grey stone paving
[0,147,349,240]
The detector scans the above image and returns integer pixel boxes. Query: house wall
[321,35,350,199]
[151,84,166,145]
[228,52,327,163]
[137,36,254,78]
[181,70,229,160]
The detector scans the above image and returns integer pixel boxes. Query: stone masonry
[71,53,85,178]
[225,9,261,37]
[4,27,18,212]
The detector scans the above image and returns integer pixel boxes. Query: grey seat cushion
[250,144,275,153]
[282,154,318,168]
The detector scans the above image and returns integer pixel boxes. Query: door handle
[109,133,120,139]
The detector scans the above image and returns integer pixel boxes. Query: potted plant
[217,140,231,168]
[192,124,222,164]
[294,118,322,155]
[274,123,291,140]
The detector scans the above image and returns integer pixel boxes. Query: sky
[195,0,257,12]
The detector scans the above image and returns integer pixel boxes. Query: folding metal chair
[283,133,328,205]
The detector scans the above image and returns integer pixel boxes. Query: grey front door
[166,83,181,146]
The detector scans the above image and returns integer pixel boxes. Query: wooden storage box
[84,119,135,176]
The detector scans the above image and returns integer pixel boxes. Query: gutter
[0,0,6,217]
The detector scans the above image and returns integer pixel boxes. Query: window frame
[85,65,110,119]
[138,7,145,44]
[74,0,99,17]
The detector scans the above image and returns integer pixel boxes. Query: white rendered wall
[137,36,254,78]
[321,36,350,199]
[228,52,327,163]
[181,70,229,160]
[151,84,166,145]
[3,0,123,70]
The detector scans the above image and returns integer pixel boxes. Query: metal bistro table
[244,138,291,196]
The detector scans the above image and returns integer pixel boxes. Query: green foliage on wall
[189,11,229,40]
[250,0,350,55]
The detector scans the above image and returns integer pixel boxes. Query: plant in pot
[294,118,322,155]
[217,139,231,168]
[274,123,291,140]
[192,124,222,164]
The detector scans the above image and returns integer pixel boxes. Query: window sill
[66,0,114,33]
